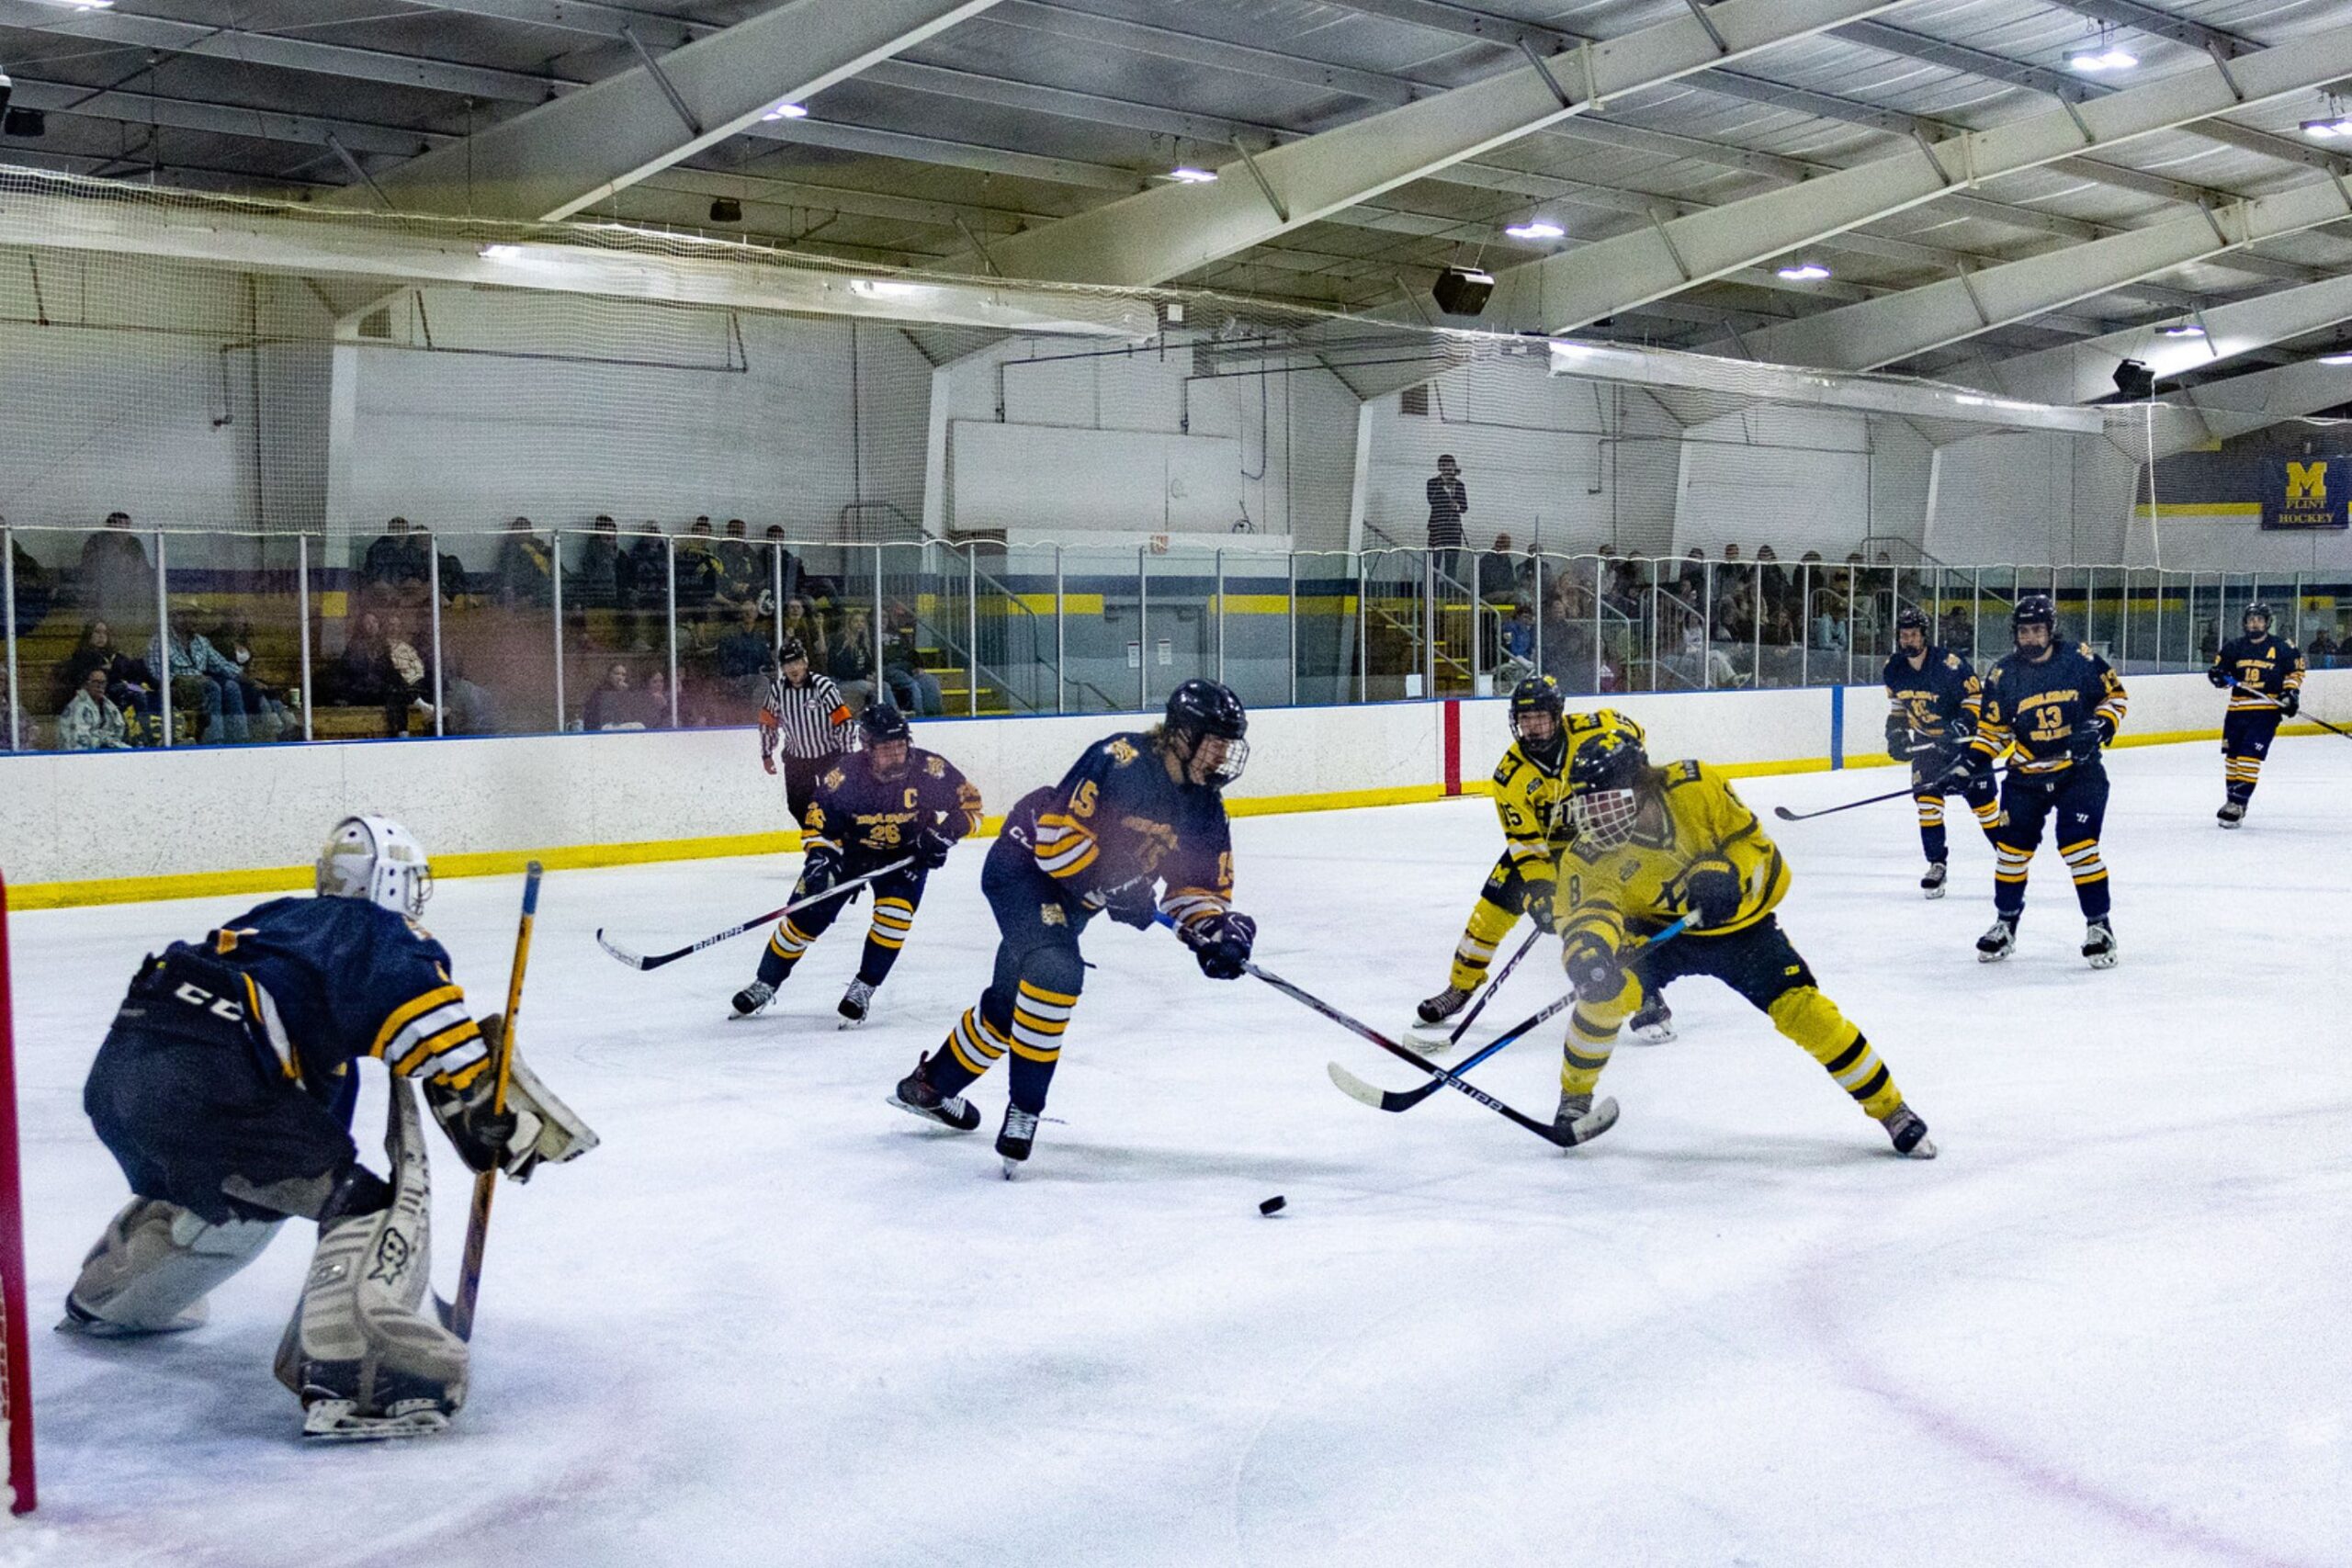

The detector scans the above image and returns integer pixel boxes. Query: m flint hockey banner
[2261,457,2351,530]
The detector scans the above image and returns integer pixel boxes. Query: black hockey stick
[1436,925,1543,1047]
[1155,916,1611,1148]
[1334,916,1692,1113]
[2226,680,2352,740]
[595,857,914,970]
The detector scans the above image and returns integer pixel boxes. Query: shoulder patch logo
[822,768,844,789]
[1108,738,1139,765]
[926,755,946,777]
[1040,903,1067,927]
[1944,653,1961,670]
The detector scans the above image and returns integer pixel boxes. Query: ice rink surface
[5,736,2347,1568]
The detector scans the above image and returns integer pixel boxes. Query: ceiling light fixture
[1505,220,1566,241]
[1776,261,1832,281]
[2320,352,2352,367]
[2068,23,2135,73]
[478,243,525,262]
[2160,323,2206,338]
[761,101,808,121]
[1166,166,1218,184]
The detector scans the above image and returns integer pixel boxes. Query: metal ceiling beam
[1472,28,2352,336]
[2045,1,2256,59]
[1739,177,2352,372]
[743,117,1142,191]
[981,1,1417,107]
[1,76,446,159]
[390,0,708,50]
[345,0,1003,220]
[1981,271,2352,405]
[963,0,1913,286]
[2143,358,2352,459]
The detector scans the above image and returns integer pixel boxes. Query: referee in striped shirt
[760,637,855,822]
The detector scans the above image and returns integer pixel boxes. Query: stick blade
[1326,1060,1393,1109]
[594,929,650,970]
[1770,805,1800,821]
[1555,1096,1620,1148]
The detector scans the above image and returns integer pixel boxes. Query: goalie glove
[426,1015,600,1181]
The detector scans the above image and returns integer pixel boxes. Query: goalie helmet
[317,816,433,919]
[1565,732,1650,852]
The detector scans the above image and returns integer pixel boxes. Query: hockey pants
[2222,709,2282,807]
[923,835,1086,1115]
[1993,764,2110,920]
[1912,753,2002,865]
[757,863,930,989]
[1558,916,1906,1123]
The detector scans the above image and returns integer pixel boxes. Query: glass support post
[1,525,17,752]
[873,545,885,686]
[1286,552,1298,708]
[1799,563,1810,689]
[1702,562,1713,691]
[1422,550,1437,700]
[551,533,566,732]
[1138,546,1150,713]
[155,532,172,748]
[428,541,445,736]
[666,537,679,728]
[1054,546,1067,716]
[1216,549,1227,687]
[1356,557,1368,705]
[967,547,979,718]
[772,546,784,653]
[298,536,314,741]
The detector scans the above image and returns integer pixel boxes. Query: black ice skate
[1628,997,1675,1043]
[837,979,875,1028]
[1920,861,1948,899]
[2082,918,2118,970]
[1975,916,2017,962]
[996,1105,1039,1178]
[1415,985,1471,1026]
[1883,1104,1937,1159]
[729,980,775,1019]
[2217,801,2245,829]
[888,1053,981,1132]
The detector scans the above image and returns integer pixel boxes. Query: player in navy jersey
[62,816,595,1438]
[731,704,982,1024]
[2206,602,2306,828]
[1968,595,2129,968]
[1882,606,2003,898]
[887,680,1258,1174]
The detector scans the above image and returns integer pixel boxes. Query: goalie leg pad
[275,1079,469,1438]
[61,1196,282,1336]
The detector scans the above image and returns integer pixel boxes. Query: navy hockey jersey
[1012,731,1234,931]
[802,746,984,868]
[1972,642,2129,776]
[1883,647,1982,741]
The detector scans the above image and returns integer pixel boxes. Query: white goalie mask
[317,816,434,919]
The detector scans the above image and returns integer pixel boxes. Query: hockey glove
[798,847,840,897]
[1683,864,1743,930]
[2280,689,2301,718]
[1191,910,1257,981]
[1521,878,1557,935]
[1561,931,1623,1006]
[1102,879,1160,931]
[2070,717,2112,761]
[911,824,956,871]
[425,1016,600,1181]
[2207,667,2232,689]
[1883,717,1911,763]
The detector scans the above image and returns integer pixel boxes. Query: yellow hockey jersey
[1491,708,1646,875]
[1556,760,1790,949]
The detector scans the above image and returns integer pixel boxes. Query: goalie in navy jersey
[1882,606,2003,898]
[2205,601,2306,828]
[63,816,596,1438]
[731,704,983,1024]
[887,680,1258,1174]
[1968,595,2130,969]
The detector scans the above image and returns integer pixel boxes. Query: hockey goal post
[0,875,35,1514]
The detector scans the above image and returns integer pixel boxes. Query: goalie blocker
[62,816,595,1438]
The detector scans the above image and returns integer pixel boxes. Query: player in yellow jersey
[1414,680,1672,1043]
[1551,733,1936,1158]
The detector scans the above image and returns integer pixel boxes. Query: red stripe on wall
[1442,700,1462,796]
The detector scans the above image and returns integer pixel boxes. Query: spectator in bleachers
[336,610,396,734]
[58,665,132,750]
[583,661,656,731]
[1425,454,1468,585]
[151,607,254,745]
[382,612,437,737]
[359,516,432,604]
[59,620,161,742]
[763,524,809,607]
[2308,626,2339,667]
[493,515,554,609]
[715,603,773,710]
[643,667,674,728]
[830,609,876,713]
[881,597,944,716]
[779,596,828,675]
[618,522,667,651]
[78,512,154,636]
[220,619,293,741]
[6,524,53,636]
[715,518,763,612]
[1940,606,1973,655]
[676,519,722,630]
[1475,532,1519,604]
[574,515,622,615]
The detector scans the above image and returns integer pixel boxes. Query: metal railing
[2,524,2332,754]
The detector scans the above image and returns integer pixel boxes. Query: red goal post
[0,875,36,1514]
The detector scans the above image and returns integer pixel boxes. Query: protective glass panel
[10,523,162,750]
[156,530,303,749]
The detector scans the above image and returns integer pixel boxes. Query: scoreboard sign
[2262,457,2351,530]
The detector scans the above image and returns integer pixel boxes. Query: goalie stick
[451,861,539,1344]
[1155,915,1611,1149]
[1332,917,1692,1113]
[595,858,915,970]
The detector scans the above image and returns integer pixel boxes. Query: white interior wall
[1674,406,1873,559]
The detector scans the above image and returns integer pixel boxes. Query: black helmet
[1164,679,1249,784]
[1896,606,1929,637]
[858,703,911,748]
[1565,732,1649,850]
[1509,674,1567,767]
[2244,601,2274,633]
[2012,593,2056,639]
[778,636,808,668]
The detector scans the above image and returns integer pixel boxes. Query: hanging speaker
[1432,265,1495,318]
[2112,359,2155,400]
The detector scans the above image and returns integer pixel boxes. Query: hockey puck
[1259,1195,1286,1215]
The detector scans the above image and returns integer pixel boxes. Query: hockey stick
[1440,925,1542,1046]
[1333,917,1692,1113]
[2226,680,2352,740]
[595,857,914,970]
[451,861,540,1344]
[1155,915,1611,1148]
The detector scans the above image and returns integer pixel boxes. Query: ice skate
[2082,918,2118,970]
[2216,801,2245,829]
[888,1053,980,1132]
[1628,997,1675,1044]
[1883,1104,1937,1159]
[996,1105,1039,1178]
[1410,984,1472,1043]
[1975,916,2017,963]
[729,979,775,1019]
[837,979,875,1028]
[1919,861,1948,899]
